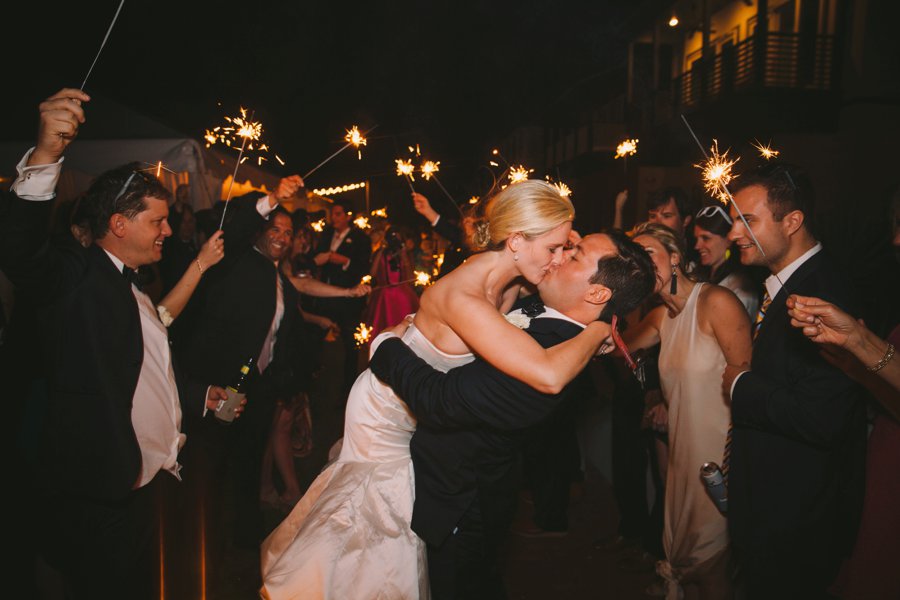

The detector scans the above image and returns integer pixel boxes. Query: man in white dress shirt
[0,88,227,599]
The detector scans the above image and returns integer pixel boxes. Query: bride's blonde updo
[471,180,574,251]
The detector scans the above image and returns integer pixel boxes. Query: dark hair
[730,162,815,225]
[267,206,293,230]
[291,208,309,230]
[694,204,732,237]
[649,187,693,220]
[194,208,218,239]
[592,229,657,322]
[330,198,352,214]
[83,163,171,239]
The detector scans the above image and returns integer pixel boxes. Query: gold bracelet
[196,258,204,275]
[867,343,895,373]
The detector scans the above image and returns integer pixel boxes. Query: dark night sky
[3,1,646,190]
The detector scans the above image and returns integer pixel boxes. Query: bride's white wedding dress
[260,324,474,600]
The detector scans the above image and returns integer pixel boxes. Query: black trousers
[426,501,508,600]
[39,472,178,600]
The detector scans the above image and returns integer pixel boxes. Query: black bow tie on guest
[522,300,545,318]
[122,266,143,291]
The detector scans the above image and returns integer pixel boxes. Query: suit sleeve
[432,217,463,246]
[369,337,563,430]
[731,348,860,448]
[220,192,268,254]
[343,230,372,283]
[0,192,86,297]
[731,277,863,449]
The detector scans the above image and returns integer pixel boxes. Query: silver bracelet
[867,343,895,373]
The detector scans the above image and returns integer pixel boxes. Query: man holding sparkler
[0,89,227,599]
[722,163,866,598]
[311,198,372,397]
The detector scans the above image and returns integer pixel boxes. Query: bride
[260,181,611,599]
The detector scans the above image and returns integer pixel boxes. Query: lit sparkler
[508,165,533,184]
[414,270,432,287]
[615,138,639,159]
[354,323,373,347]
[752,139,780,161]
[680,114,784,288]
[311,218,326,232]
[395,158,417,193]
[303,124,377,180]
[697,139,740,204]
[360,275,372,285]
[420,160,440,181]
[550,180,572,198]
[371,208,388,218]
[345,126,367,159]
[353,215,370,230]
[468,196,480,205]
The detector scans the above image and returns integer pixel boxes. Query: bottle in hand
[216,357,254,423]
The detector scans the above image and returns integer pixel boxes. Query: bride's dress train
[260,324,474,599]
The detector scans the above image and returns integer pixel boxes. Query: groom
[370,231,656,599]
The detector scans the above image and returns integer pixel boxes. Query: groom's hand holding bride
[382,315,415,339]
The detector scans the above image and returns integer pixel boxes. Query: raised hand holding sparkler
[29,88,90,167]
[419,159,461,216]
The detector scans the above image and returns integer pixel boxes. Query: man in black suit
[0,89,223,599]
[723,164,866,598]
[370,231,656,599]
[311,198,372,395]
[174,177,306,554]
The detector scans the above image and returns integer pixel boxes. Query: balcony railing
[675,32,836,108]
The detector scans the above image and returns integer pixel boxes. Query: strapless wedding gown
[260,324,474,600]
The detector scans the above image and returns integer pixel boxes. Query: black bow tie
[122,267,143,291]
[522,300,545,318]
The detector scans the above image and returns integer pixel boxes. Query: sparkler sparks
[360,275,372,285]
[311,218,326,232]
[420,160,440,181]
[752,139,780,161]
[469,196,480,205]
[696,140,740,204]
[344,126,368,159]
[414,271,432,287]
[353,215,370,230]
[508,165,533,184]
[395,159,415,179]
[615,138,639,159]
[551,181,572,198]
[354,323,373,347]
[371,208,388,218]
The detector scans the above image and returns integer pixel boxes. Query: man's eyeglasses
[696,204,733,225]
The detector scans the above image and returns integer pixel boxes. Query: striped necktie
[753,291,772,340]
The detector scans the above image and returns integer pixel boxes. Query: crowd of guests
[3,88,898,600]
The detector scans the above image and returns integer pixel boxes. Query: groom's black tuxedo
[370,313,590,598]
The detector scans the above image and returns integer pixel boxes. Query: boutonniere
[504,311,532,329]
[344,238,353,244]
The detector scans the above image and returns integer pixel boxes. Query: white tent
[0,94,282,210]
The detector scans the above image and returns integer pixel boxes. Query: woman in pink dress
[364,226,420,338]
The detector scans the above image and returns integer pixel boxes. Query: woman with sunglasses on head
[693,204,760,317]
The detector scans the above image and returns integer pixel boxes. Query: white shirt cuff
[730,370,748,399]
[342,259,351,271]
[11,148,64,201]
[256,195,277,218]
[431,214,441,227]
